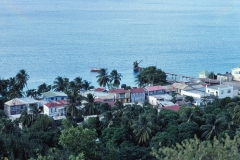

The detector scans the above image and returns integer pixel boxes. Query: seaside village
[3,67,240,123]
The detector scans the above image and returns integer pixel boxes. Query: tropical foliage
[135,66,167,87]
[2,70,240,159]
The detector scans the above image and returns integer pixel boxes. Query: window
[21,105,23,109]
[51,98,54,100]
[227,89,231,93]
[55,108,57,112]
[221,90,224,94]
[51,108,52,113]
[61,97,64,100]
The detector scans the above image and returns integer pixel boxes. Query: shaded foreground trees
[152,135,240,160]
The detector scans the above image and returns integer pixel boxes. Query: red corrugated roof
[109,89,129,94]
[94,88,106,92]
[130,88,145,93]
[94,98,115,106]
[160,105,180,112]
[145,85,163,91]
[45,101,67,108]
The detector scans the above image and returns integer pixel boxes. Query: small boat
[90,68,101,72]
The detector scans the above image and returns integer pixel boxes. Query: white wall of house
[181,90,203,98]
[130,92,145,102]
[148,96,158,106]
[43,105,65,117]
[206,85,233,99]
[232,68,240,81]
[217,75,233,82]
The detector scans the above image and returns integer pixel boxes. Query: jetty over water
[165,72,194,80]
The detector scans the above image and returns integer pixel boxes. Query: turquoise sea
[1,0,240,89]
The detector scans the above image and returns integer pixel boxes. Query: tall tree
[66,90,82,118]
[200,115,227,140]
[96,68,110,88]
[83,93,97,116]
[37,83,51,94]
[59,125,98,159]
[82,80,94,91]
[15,69,29,90]
[132,115,153,146]
[52,76,69,93]
[110,70,122,88]
[26,89,39,98]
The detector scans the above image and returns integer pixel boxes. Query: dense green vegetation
[1,69,240,159]
[135,66,167,87]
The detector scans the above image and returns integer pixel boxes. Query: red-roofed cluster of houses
[7,81,233,120]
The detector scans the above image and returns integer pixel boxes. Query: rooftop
[160,105,181,112]
[207,84,233,90]
[18,97,40,104]
[82,91,115,100]
[152,94,173,101]
[199,70,210,75]
[172,83,190,89]
[5,98,39,106]
[145,85,164,91]
[109,89,129,94]
[44,100,67,108]
[94,88,106,92]
[130,88,145,93]
[41,91,67,98]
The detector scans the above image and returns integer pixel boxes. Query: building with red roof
[130,88,145,103]
[158,105,181,112]
[43,100,67,117]
[94,88,106,92]
[108,89,130,103]
[144,85,165,96]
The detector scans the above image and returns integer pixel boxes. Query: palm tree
[15,69,29,90]
[82,80,94,91]
[20,110,32,128]
[114,101,124,116]
[135,74,147,87]
[200,115,227,140]
[131,115,153,146]
[66,90,82,117]
[26,89,38,98]
[110,70,122,88]
[37,83,51,94]
[74,77,83,90]
[96,68,110,88]
[83,93,97,115]
[52,76,69,93]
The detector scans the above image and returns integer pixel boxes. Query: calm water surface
[1,0,240,88]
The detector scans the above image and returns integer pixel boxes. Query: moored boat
[90,68,101,72]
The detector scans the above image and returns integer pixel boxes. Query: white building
[232,67,240,81]
[172,83,192,94]
[148,94,173,106]
[43,100,67,117]
[4,97,40,117]
[217,72,233,82]
[199,70,210,78]
[206,85,233,99]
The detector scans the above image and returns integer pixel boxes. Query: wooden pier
[165,72,194,82]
